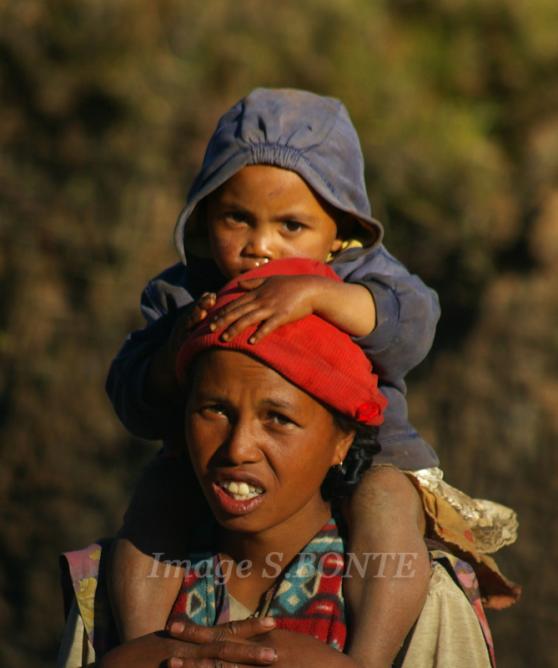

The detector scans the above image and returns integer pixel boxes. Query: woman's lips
[211,481,266,516]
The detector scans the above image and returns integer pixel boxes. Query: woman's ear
[332,429,355,467]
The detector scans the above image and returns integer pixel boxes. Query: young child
[106,88,518,664]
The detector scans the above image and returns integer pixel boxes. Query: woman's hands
[166,625,359,668]
[99,617,278,668]
[210,275,376,344]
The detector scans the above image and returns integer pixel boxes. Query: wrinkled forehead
[187,348,328,415]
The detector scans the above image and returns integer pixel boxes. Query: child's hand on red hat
[209,275,323,344]
[165,292,217,367]
[209,274,376,344]
[182,292,217,332]
[146,292,217,402]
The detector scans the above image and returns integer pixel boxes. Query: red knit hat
[176,258,387,426]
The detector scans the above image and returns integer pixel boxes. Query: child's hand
[210,274,376,343]
[146,293,216,402]
[210,275,324,344]
[179,292,217,336]
[168,293,217,360]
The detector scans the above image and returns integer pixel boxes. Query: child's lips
[240,257,271,272]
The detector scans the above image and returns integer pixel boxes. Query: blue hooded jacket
[106,89,440,469]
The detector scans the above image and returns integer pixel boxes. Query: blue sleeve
[332,245,441,383]
[105,263,196,440]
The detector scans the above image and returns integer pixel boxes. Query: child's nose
[244,228,273,260]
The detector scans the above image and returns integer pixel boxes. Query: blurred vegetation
[1,1,557,666]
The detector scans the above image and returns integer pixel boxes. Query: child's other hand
[147,293,216,401]
[209,275,324,344]
[167,292,216,357]
[183,292,217,332]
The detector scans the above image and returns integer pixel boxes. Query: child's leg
[109,450,208,641]
[343,466,430,667]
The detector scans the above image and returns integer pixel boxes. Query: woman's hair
[321,412,380,501]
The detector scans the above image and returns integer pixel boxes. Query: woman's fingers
[169,659,271,668]
[168,617,276,643]
[166,633,278,667]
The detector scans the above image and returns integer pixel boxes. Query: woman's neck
[217,497,332,610]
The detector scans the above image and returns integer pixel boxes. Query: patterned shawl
[169,517,347,652]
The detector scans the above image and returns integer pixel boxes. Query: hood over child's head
[175,88,383,266]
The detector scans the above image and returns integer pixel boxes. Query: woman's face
[185,350,353,537]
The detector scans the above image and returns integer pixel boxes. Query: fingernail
[221,333,229,341]
[261,648,278,662]
[170,621,185,634]
[260,617,276,628]
[209,323,216,331]
[249,336,256,344]
[169,659,184,668]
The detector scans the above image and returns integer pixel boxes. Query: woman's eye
[268,412,296,427]
[282,220,304,233]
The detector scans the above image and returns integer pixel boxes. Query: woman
[59,259,495,667]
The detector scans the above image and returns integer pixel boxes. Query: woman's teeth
[220,480,264,500]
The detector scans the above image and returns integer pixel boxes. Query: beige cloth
[228,593,256,621]
[402,562,491,667]
[410,467,518,554]
[57,600,95,667]
[403,466,520,609]
[57,562,491,667]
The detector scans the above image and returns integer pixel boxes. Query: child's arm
[333,244,440,381]
[106,263,220,641]
[106,262,218,440]
[211,245,440,359]
[106,263,192,439]
[210,274,376,341]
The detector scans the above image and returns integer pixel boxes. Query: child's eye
[225,211,248,225]
[200,403,229,418]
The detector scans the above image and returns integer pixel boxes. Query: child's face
[205,165,345,278]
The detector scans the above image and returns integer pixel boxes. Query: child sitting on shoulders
[106,88,518,666]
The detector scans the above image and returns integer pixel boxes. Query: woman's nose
[223,418,261,465]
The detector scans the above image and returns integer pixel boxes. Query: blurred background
[1,1,557,666]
